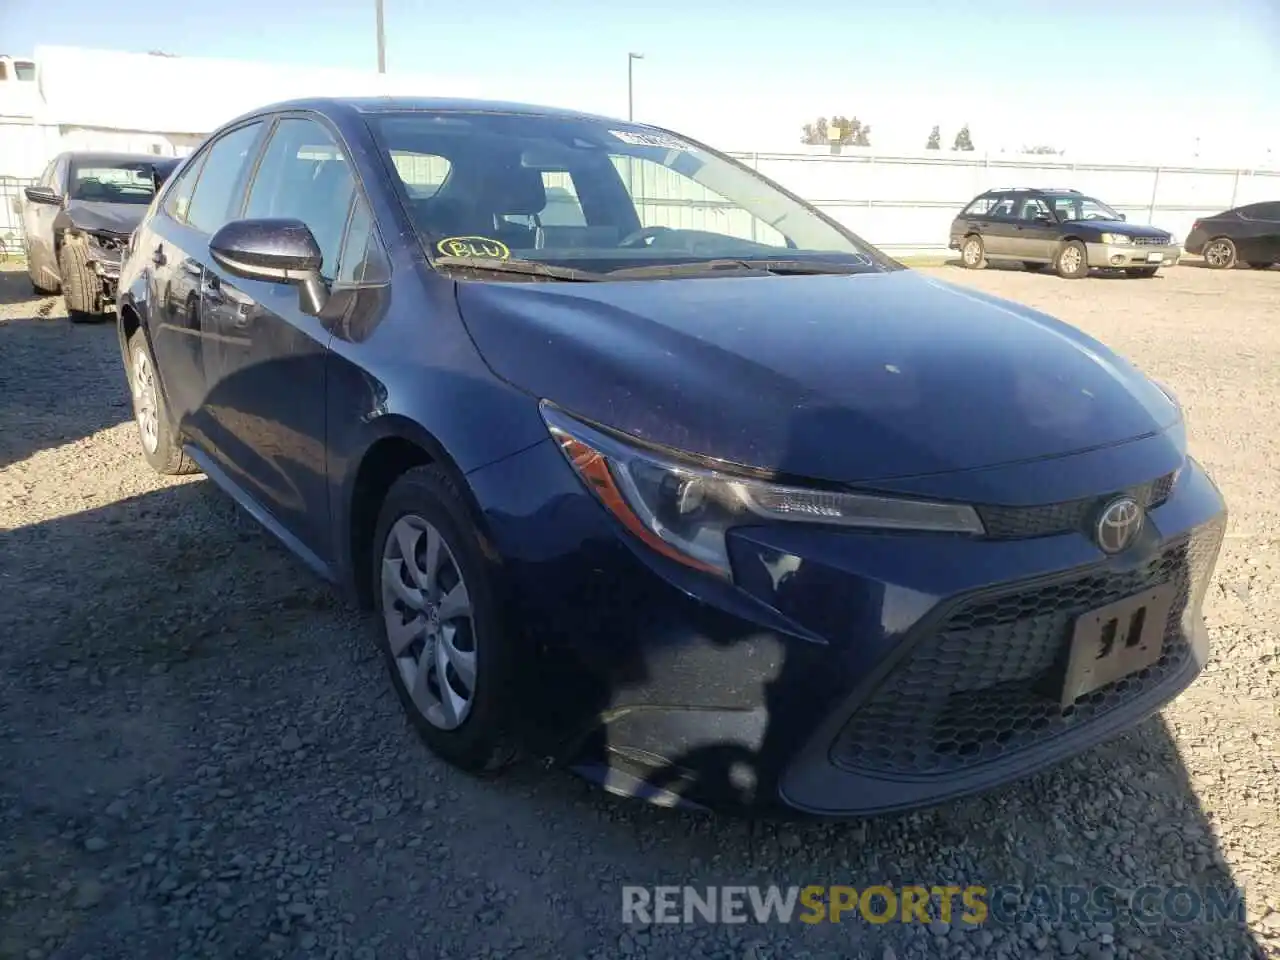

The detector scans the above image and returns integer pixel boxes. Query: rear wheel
[1055,240,1089,279]
[59,239,104,322]
[960,235,986,269]
[1124,267,1159,278]
[127,330,197,476]
[1022,262,1048,273]
[1203,237,1237,269]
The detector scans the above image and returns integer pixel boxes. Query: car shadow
[0,268,130,471]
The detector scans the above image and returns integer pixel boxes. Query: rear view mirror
[23,185,61,206]
[209,218,329,315]
[520,144,578,171]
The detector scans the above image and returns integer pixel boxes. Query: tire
[960,235,986,269]
[1124,267,1159,278]
[126,329,198,476]
[29,262,59,295]
[59,239,105,322]
[1203,237,1237,269]
[1022,262,1048,273]
[372,465,518,775]
[1246,262,1275,270]
[1055,240,1089,279]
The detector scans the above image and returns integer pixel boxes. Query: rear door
[144,122,266,432]
[199,114,365,560]
[1013,196,1057,260]
[982,194,1019,256]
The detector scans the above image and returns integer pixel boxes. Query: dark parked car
[949,187,1179,279]
[20,151,179,320]
[1183,201,1280,269]
[116,98,1226,816]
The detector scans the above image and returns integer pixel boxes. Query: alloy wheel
[380,515,477,731]
[1059,246,1083,275]
[1205,240,1234,268]
[963,239,982,265]
[132,346,160,454]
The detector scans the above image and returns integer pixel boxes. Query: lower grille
[830,519,1224,777]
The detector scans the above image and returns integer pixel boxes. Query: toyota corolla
[115,97,1226,816]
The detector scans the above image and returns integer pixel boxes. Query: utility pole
[375,0,387,73]
[627,52,644,121]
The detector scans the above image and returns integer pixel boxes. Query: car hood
[64,200,149,237]
[455,269,1180,485]
[1064,219,1170,239]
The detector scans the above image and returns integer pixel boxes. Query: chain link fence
[1,176,36,262]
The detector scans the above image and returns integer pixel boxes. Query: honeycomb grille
[977,471,1177,540]
[830,519,1223,777]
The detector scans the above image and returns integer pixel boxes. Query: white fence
[731,149,1280,252]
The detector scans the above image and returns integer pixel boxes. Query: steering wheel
[618,225,673,248]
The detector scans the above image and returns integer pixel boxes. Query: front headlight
[1099,233,1132,245]
[541,403,985,579]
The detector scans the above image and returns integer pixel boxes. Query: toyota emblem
[1094,497,1143,554]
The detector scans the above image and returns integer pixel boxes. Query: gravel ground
[1,260,1277,960]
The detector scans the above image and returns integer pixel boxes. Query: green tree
[926,125,941,150]
[802,115,870,147]
[952,124,975,151]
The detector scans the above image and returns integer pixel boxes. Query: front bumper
[1086,242,1180,269]
[467,436,1226,815]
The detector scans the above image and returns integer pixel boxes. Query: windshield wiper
[606,258,872,280]
[432,255,604,282]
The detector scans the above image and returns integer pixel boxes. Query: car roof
[221,95,635,129]
[63,151,179,165]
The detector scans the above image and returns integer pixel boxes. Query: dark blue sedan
[116,97,1227,816]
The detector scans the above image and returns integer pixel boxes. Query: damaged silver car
[20,151,179,321]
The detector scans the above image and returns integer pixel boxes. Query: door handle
[152,245,166,267]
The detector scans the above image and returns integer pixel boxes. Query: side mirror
[24,185,61,206]
[1116,213,1127,222]
[209,218,329,315]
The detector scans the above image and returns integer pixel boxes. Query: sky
[3,0,1279,162]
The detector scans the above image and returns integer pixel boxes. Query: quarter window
[244,117,355,280]
[1240,202,1280,222]
[185,122,264,234]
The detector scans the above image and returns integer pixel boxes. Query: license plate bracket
[1059,583,1177,708]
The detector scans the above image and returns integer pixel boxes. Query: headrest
[484,162,546,216]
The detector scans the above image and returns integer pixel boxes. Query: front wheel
[127,330,198,476]
[1055,240,1089,279]
[1203,238,1237,269]
[1124,267,1159,278]
[960,235,986,269]
[373,465,518,774]
[59,240,105,322]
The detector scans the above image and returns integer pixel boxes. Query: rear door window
[988,195,1017,219]
[961,195,1000,217]
[185,122,264,235]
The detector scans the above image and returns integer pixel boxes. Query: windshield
[68,160,162,205]
[369,111,893,278]
[1049,195,1123,222]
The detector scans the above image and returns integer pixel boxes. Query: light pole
[375,0,387,73]
[627,52,644,121]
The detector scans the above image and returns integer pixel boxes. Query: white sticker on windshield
[609,129,689,150]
